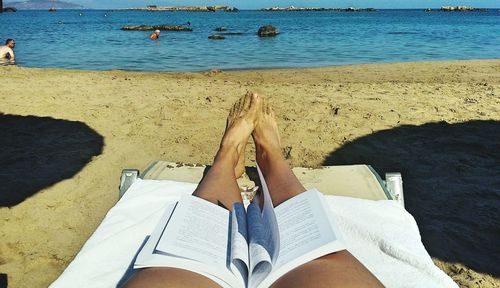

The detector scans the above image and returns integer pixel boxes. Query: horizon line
[5,7,500,10]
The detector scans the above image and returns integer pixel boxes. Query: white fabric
[50,179,457,288]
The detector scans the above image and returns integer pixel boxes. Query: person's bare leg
[252,97,306,206]
[124,267,221,288]
[272,252,384,288]
[125,92,262,288]
[229,95,252,179]
[192,91,261,209]
[253,95,383,288]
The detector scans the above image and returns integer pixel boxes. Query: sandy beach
[0,60,499,287]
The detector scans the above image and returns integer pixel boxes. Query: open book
[134,167,345,288]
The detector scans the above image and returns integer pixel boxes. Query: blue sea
[0,9,499,71]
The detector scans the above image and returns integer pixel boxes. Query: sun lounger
[50,162,457,288]
[120,161,405,207]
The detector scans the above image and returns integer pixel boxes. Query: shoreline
[0,59,499,288]
[10,58,500,74]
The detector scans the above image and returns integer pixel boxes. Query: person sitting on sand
[0,39,16,62]
[149,30,161,40]
[124,92,383,288]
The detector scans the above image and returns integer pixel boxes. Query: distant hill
[5,0,84,9]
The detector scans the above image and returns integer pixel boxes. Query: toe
[248,92,260,112]
[227,100,238,126]
[262,98,268,115]
[239,92,253,116]
[269,105,275,118]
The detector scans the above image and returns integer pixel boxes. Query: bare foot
[223,91,261,177]
[252,96,306,206]
[252,97,283,172]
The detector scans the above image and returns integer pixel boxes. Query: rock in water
[220,32,243,35]
[439,6,488,12]
[208,34,225,40]
[121,25,153,31]
[214,27,227,32]
[121,25,193,31]
[224,6,239,12]
[260,6,376,12]
[257,25,279,37]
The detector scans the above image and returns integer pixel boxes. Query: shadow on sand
[323,120,500,276]
[0,273,7,288]
[0,114,104,207]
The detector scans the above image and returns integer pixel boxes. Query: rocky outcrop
[5,0,82,9]
[3,7,17,12]
[208,34,225,40]
[440,6,487,12]
[121,5,239,12]
[220,32,243,35]
[121,25,193,31]
[213,27,244,35]
[257,25,279,37]
[425,6,488,12]
[260,6,377,12]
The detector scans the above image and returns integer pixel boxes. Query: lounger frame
[119,164,405,208]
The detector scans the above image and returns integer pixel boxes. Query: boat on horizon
[48,0,56,11]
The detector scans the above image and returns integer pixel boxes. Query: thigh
[272,251,384,288]
[124,267,221,288]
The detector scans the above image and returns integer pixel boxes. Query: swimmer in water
[0,39,16,64]
[149,30,161,40]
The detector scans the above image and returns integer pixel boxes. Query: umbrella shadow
[322,120,500,276]
[0,114,104,207]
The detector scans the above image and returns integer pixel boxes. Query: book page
[134,202,237,288]
[247,198,273,288]
[257,189,346,288]
[275,190,338,265]
[248,242,272,288]
[155,194,230,268]
[230,202,249,284]
[246,165,281,288]
[257,164,280,261]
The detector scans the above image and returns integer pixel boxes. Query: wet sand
[0,60,499,287]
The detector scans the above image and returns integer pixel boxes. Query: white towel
[50,179,457,288]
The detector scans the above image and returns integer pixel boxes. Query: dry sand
[0,60,499,287]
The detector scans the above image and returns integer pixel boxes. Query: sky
[69,1,500,10]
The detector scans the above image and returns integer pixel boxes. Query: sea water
[0,9,499,71]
